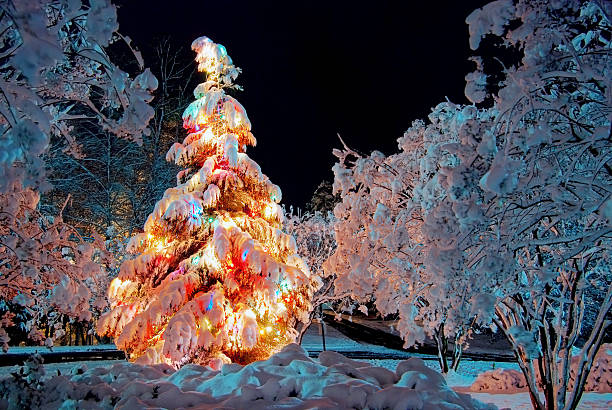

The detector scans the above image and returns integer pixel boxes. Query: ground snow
[0,343,494,410]
[2,330,611,409]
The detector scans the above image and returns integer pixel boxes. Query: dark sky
[115,0,490,209]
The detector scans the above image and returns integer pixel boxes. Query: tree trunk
[320,305,326,351]
[434,323,449,374]
[450,336,463,372]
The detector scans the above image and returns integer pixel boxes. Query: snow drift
[0,344,496,409]
[470,345,612,393]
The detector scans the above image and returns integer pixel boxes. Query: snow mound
[0,344,496,409]
[470,368,527,393]
[470,344,612,393]
[571,344,612,393]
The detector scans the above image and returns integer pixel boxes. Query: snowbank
[0,344,496,409]
[469,344,612,393]
[469,368,527,393]
[571,344,612,393]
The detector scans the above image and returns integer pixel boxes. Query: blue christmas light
[242,249,249,261]
[278,279,291,293]
[189,200,203,219]
[192,255,200,264]
[275,280,291,297]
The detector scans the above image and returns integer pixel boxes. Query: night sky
[116,1,490,209]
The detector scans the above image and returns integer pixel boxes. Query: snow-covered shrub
[0,354,46,409]
[285,211,336,288]
[0,344,496,410]
[470,369,528,393]
[569,344,612,393]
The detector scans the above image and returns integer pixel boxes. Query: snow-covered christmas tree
[98,36,319,368]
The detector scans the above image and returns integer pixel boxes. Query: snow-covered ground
[1,325,610,409]
[0,344,493,409]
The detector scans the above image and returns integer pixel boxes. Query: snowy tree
[328,4,611,402]
[0,0,157,349]
[43,39,189,242]
[460,1,612,409]
[0,182,112,352]
[326,111,491,373]
[285,210,338,342]
[0,0,157,193]
[98,37,320,368]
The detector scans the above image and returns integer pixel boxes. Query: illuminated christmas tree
[98,37,319,368]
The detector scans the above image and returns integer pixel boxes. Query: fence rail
[0,314,515,367]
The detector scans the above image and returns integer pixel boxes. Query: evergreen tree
[99,37,319,368]
[307,180,341,213]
